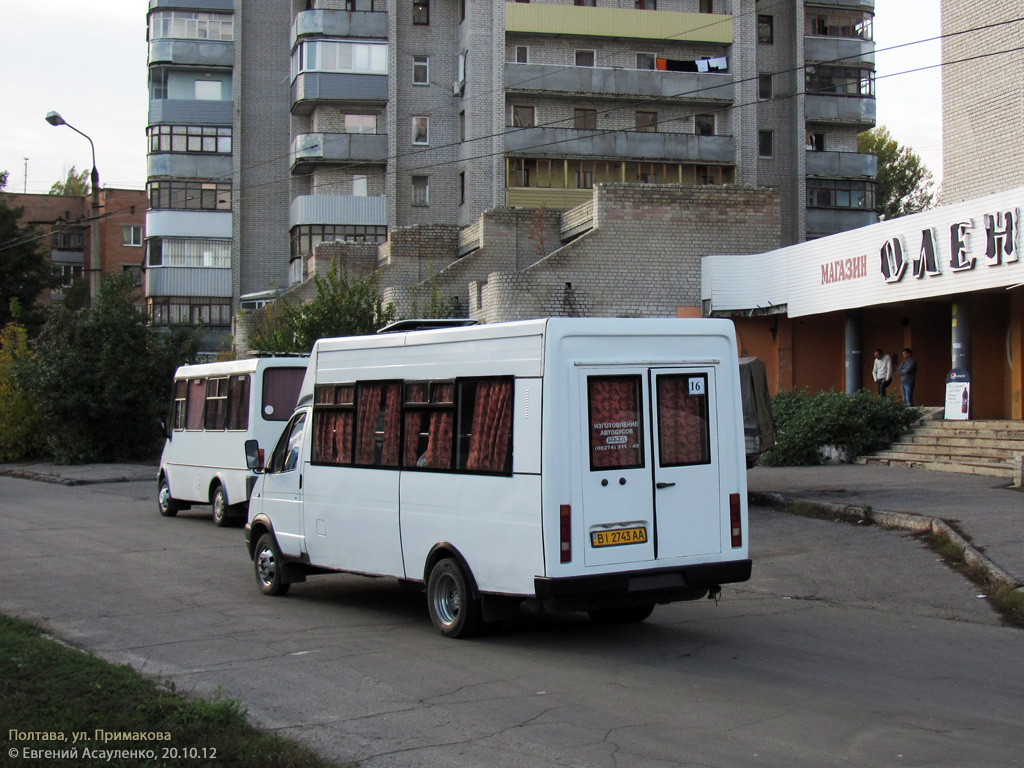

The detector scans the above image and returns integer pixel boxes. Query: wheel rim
[256,545,277,587]
[431,571,460,627]
[158,482,171,512]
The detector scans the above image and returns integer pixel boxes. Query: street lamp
[45,111,101,302]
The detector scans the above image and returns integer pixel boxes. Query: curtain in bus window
[227,374,250,430]
[466,379,513,472]
[656,374,710,466]
[262,367,305,421]
[186,379,206,430]
[356,382,402,466]
[315,409,354,465]
[588,376,643,469]
[404,382,455,469]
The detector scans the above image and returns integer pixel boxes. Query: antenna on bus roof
[376,318,479,334]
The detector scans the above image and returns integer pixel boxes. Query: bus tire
[427,558,482,639]
[158,476,180,517]
[587,604,655,625]
[254,533,290,597]
[211,484,230,527]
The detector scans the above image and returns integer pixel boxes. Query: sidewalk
[0,461,156,486]
[748,463,1024,593]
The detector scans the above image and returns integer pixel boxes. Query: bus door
[259,410,307,557]
[579,367,721,566]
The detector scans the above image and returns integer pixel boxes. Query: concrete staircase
[855,418,1024,484]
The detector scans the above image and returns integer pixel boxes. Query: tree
[245,262,397,354]
[48,165,91,196]
[0,322,47,461]
[857,126,935,220]
[0,173,61,334]
[25,275,200,463]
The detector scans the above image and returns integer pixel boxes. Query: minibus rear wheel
[158,476,180,517]
[211,484,231,527]
[427,558,482,638]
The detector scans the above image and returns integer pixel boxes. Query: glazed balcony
[147,153,232,180]
[804,36,874,67]
[805,150,877,179]
[149,98,233,125]
[291,72,388,115]
[149,0,233,10]
[806,207,878,238]
[804,94,875,130]
[289,194,387,229]
[292,9,387,43]
[290,132,389,174]
[149,39,233,68]
[505,63,733,104]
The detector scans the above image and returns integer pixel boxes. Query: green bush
[0,322,47,461]
[761,389,920,467]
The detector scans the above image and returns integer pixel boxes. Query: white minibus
[158,357,307,525]
[243,318,751,636]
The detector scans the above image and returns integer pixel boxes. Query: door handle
[656,482,676,489]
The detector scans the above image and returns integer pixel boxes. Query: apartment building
[146,0,877,347]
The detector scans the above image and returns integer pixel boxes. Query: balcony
[292,9,387,42]
[505,3,732,43]
[804,36,874,66]
[145,210,232,239]
[289,194,387,228]
[805,150,876,179]
[806,207,878,238]
[148,153,232,180]
[149,0,233,10]
[290,133,389,174]
[806,0,874,9]
[504,127,735,165]
[145,266,231,299]
[149,98,233,125]
[291,72,388,115]
[805,94,875,130]
[149,39,233,68]
[505,63,732,103]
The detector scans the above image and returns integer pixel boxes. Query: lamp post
[45,111,101,302]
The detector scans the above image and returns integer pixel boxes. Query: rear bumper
[533,559,751,612]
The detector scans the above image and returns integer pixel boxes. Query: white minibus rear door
[648,368,722,559]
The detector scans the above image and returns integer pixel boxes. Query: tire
[587,604,656,625]
[157,476,180,517]
[254,533,291,596]
[211,484,230,527]
[426,558,482,638]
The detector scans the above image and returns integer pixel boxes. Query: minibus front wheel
[254,533,291,597]
[427,558,482,639]
[158,476,181,517]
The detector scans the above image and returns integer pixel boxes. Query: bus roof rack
[377,318,479,334]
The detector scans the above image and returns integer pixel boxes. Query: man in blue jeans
[897,348,917,406]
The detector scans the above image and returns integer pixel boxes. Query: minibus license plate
[591,527,647,548]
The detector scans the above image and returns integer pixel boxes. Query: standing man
[897,348,917,406]
[872,348,892,395]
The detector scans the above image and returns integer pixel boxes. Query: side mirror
[244,439,265,472]
[157,417,170,441]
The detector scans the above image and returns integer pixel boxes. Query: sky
[0,0,943,197]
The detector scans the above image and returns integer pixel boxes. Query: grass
[0,614,350,768]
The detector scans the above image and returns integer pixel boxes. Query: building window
[574,109,597,130]
[122,225,143,246]
[292,41,388,76]
[52,227,84,250]
[53,263,83,289]
[513,105,536,128]
[412,116,429,145]
[352,176,368,196]
[344,114,377,133]
[149,11,233,41]
[758,130,773,158]
[147,180,232,211]
[806,65,875,97]
[636,52,656,70]
[575,49,596,67]
[806,178,876,209]
[758,15,773,44]
[806,132,826,151]
[290,225,388,258]
[460,0,466,21]
[413,0,429,24]
[148,297,233,327]
[758,73,773,101]
[146,238,231,268]
[123,264,143,287]
[574,0,596,5]
[699,0,713,12]
[515,45,529,64]
[148,125,232,154]
[459,172,466,205]
[413,55,429,85]
[635,0,656,9]
[695,114,715,136]
[459,110,466,142]
[635,111,657,132]
[806,8,873,40]
[412,175,429,206]
[194,79,222,101]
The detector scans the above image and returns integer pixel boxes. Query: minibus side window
[459,377,514,473]
[227,374,250,430]
[587,375,644,470]
[204,376,229,430]
[185,378,206,431]
[172,380,187,430]
[355,381,402,467]
[262,367,305,421]
[656,374,711,466]
[269,412,307,473]
[313,384,355,465]
[403,381,455,470]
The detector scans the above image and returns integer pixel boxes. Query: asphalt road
[1,476,1021,768]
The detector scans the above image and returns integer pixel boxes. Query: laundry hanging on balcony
[656,56,728,73]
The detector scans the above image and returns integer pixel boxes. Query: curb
[0,468,151,487]
[748,490,1024,595]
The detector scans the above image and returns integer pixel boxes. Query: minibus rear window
[656,374,711,466]
[587,375,644,470]
[262,367,305,421]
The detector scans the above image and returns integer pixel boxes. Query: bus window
[185,378,206,431]
[404,381,455,470]
[172,380,187,430]
[269,412,307,474]
[656,374,711,467]
[262,367,305,421]
[313,384,355,465]
[461,378,513,473]
[587,375,644,470]
[226,374,250,430]
[204,377,229,430]
[355,381,402,467]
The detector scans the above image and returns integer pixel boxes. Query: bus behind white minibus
[158,357,306,525]
[243,318,751,636]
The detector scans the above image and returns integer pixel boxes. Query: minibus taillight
[560,504,572,563]
[730,493,742,548]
